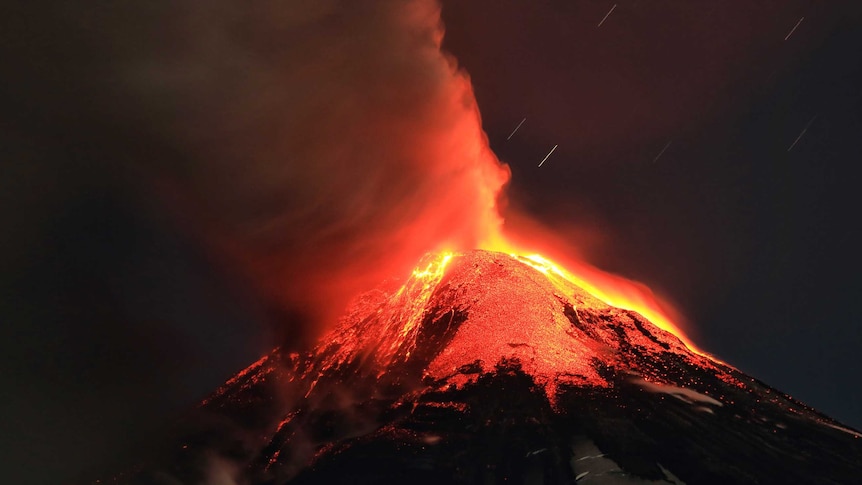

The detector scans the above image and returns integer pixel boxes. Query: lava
[312,252,456,374]
[307,250,724,407]
[506,251,701,353]
[439,233,700,355]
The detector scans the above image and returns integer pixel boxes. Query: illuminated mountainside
[118,250,861,484]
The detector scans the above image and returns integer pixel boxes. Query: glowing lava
[477,231,700,354]
[311,252,456,377]
[304,249,729,408]
[508,251,701,354]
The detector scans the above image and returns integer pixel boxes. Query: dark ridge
[414,307,469,361]
[630,312,671,350]
[559,298,599,339]
[291,362,573,485]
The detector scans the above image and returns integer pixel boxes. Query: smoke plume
[2,1,513,481]
[100,0,510,340]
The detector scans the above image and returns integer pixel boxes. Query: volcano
[116,250,861,484]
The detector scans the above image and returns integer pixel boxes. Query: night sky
[2,1,861,484]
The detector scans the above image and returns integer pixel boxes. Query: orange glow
[439,191,704,354]
[502,249,703,354]
[388,252,454,360]
[314,251,456,375]
[302,249,736,409]
[459,223,703,354]
[396,243,703,357]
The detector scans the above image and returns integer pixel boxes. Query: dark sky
[1,1,861,484]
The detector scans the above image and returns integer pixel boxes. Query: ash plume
[2,1,513,482]
[125,0,513,336]
[153,0,514,335]
[4,0,511,343]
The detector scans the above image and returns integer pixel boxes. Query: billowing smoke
[3,1,513,481]
[110,0,509,341]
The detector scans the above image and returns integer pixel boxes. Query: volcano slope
[118,250,861,484]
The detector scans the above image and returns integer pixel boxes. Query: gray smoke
[19,0,509,333]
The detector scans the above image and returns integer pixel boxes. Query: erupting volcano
[10,0,862,483]
[113,250,861,484]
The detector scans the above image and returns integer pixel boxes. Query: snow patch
[632,378,723,407]
[571,435,686,484]
[818,420,862,438]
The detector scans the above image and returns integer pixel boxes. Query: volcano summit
[115,250,861,484]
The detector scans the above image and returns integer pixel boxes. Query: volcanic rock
[114,250,862,484]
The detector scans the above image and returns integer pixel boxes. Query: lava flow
[308,250,725,405]
[499,247,700,353]
[435,179,699,355]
